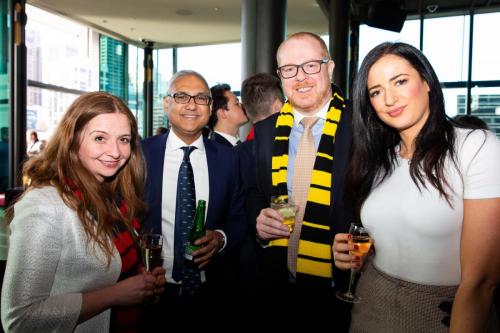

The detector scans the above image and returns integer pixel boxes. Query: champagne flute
[336,222,372,303]
[140,233,163,272]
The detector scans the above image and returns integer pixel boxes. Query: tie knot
[301,116,319,130]
[181,146,196,161]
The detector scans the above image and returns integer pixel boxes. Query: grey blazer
[1,186,121,333]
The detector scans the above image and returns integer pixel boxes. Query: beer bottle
[184,199,206,262]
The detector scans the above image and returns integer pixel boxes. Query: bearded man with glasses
[141,70,247,326]
[247,32,354,329]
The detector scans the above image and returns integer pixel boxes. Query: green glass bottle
[184,199,206,262]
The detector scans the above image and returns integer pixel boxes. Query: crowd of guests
[1,31,499,333]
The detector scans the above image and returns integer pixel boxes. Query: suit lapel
[149,132,168,234]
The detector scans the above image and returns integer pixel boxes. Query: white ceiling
[27,0,329,48]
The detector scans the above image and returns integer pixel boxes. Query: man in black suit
[141,70,246,325]
[247,32,353,329]
[208,83,248,147]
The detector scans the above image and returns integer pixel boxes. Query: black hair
[347,42,456,218]
[208,83,231,130]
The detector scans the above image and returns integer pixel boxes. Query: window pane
[472,13,500,81]
[471,86,500,138]
[423,16,469,82]
[100,35,126,99]
[26,5,98,91]
[127,45,145,136]
[359,19,420,66]
[443,87,467,118]
[177,43,242,90]
[153,49,173,132]
[27,87,81,140]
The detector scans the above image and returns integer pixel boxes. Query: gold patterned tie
[288,116,319,276]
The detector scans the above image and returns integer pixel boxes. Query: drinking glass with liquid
[140,233,163,272]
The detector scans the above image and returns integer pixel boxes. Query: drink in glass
[270,196,296,232]
[336,222,372,303]
[140,233,163,272]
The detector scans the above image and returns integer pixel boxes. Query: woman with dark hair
[1,92,166,332]
[333,42,500,332]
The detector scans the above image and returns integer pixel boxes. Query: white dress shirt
[214,131,240,146]
[161,131,209,283]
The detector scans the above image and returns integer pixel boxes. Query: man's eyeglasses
[167,92,212,105]
[277,59,329,79]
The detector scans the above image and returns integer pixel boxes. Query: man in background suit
[141,70,246,325]
[208,83,248,147]
[247,32,353,329]
[236,73,284,289]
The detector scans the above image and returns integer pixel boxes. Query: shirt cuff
[214,229,227,252]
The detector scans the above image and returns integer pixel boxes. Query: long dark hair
[347,42,456,219]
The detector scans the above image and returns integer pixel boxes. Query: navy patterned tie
[172,146,201,294]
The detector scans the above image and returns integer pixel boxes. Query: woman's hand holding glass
[333,222,373,303]
[333,233,369,270]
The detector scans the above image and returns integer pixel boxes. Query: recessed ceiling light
[214,7,219,12]
[176,9,192,16]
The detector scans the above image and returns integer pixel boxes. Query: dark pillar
[143,41,154,138]
[347,21,359,98]
[241,0,286,81]
[329,0,350,96]
[10,0,26,187]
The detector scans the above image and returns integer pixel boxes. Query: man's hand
[191,230,224,269]
[256,207,291,240]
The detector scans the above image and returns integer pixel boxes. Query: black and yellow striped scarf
[270,84,345,285]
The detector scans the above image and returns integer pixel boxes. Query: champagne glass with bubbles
[140,233,163,272]
[336,222,372,303]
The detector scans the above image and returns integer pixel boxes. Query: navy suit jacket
[141,132,247,283]
[208,131,233,148]
[247,106,354,290]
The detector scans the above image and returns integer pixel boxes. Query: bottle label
[184,243,201,261]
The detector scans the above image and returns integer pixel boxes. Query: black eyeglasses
[277,59,329,79]
[167,92,212,105]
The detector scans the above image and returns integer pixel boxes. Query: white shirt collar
[166,129,205,153]
[293,99,330,127]
[214,131,239,146]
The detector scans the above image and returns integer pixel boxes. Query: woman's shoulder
[454,127,499,153]
[15,186,67,217]
[453,127,500,172]
[22,186,63,203]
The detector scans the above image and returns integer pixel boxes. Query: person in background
[207,83,248,147]
[240,72,284,141]
[333,42,500,332]
[26,130,42,158]
[236,72,284,288]
[452,114,489,130]
[141,70,246,325]
[248,32,353,328]
[1,92,166,333]
[155,126,168,136]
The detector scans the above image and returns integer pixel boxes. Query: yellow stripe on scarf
[307,187,331,205]
[296,258,332,278]
[311,170,331,188]
[298,240,332,259]
[269,238,289,247]
[302,221,330,230]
